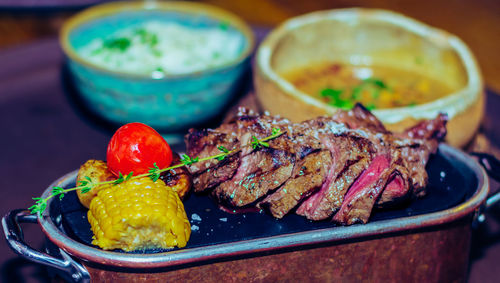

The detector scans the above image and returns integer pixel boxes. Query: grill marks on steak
[259,149,333,218]
[333,155,391,225]
[193,154,240,193]
[184,106,447,225]
[213,148,295,207]
[185,128,240,192]
[296,134,374,220]
[392,114,448,197]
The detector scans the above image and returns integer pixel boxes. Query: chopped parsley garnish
[319,78,390,110]
[320,88,343,99]
[363,78,388,89]
[135,28,159,47]
[151,49,162,57]
[218,21,230,31]
[320,88,353,109]
[103,37,131,51]
[212,52,221,59]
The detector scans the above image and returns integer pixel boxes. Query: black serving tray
[57,146,476,254]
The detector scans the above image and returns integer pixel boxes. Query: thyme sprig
[28,128,285,214]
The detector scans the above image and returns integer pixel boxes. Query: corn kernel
[87,177,191,251]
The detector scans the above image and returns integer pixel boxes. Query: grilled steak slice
[213,147,295,207]
[331,104,387,132]
[333,155,391,225]
[375,155,412,207]
[376,171,409,207]
[186,127,239,174]
[186,108,293,192]
[296,134,374,220]
[192,154,240,192]
[259,149,333,219]
[185,128,240,192]
[392,114,447,196]
[212,109,324,208]
[399,113,448,141]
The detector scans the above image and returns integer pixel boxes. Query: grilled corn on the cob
[87,177,191,251]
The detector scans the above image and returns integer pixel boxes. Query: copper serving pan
[3,144,499,282]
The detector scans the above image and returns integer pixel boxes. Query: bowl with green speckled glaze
[60,1,254,131]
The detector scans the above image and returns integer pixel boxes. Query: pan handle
[470,153,500,226]
[470,152,500,209]
[2,209,90,283]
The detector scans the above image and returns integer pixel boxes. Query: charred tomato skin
[107,122,173,176]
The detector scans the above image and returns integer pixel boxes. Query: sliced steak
[376,173,408,207]
[185,128,240,192]
[213,148,295,207]
[399,113,448,141]
[332,155,391,225]
[192,154,240,192]
[259,149,333,219]
[375,162,411,207]
[331,103,387,133]
[212,111,325,208]
[296,134,374,220]
[185,128,239,174]
[392,114,448,196]
[184,107,447,225]
[185,108,292,193]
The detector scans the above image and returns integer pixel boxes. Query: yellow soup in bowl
[254,8,484,148]
[281,63,453,110]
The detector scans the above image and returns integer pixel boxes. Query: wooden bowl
[254,8,484,148]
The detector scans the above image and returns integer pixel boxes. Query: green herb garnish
[251,136,269,149]
[103,37,131,51]
[320,78,390,110]
[363,78,388,89]
[135,28,158,46]
[219,21,230,31]
[320,88,343,99]
[319,88,354,109]
[180,154,199,166]
[148,163,161,182]
[28,128,286,214]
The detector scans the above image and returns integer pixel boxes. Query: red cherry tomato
[107,122,173,176]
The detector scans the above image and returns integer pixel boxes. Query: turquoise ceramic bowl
[60,1,254,131]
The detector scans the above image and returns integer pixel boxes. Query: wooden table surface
[0,0,499,92]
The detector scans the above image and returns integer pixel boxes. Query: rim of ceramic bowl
[256,8,483,124]
[35,144,488,268]
[60,0,255,80]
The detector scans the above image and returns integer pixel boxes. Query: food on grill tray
[185,104,447,225]
[87,176,191,251]
[75,123,192,251]
[160,153,193,200]
[106,122,173,176]
[76,159,115,208]
[30,105,445,252]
